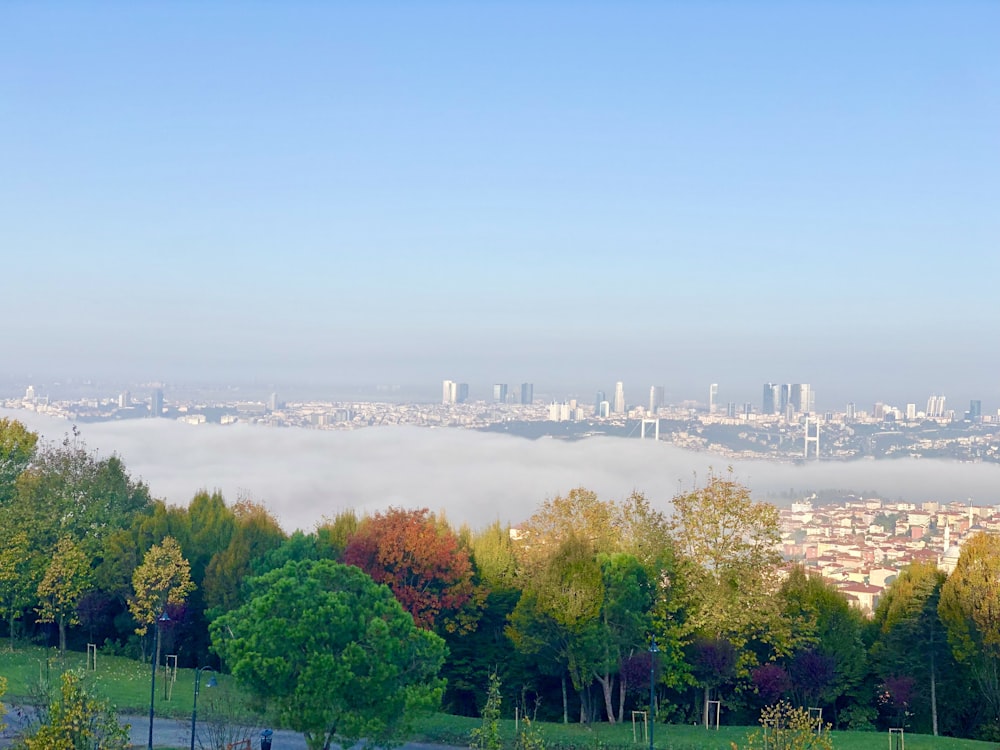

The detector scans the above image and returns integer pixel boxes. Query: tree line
[1,418,999,741]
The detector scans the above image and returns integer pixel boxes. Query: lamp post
[148,611,170,750]
[649,635,659,750]
[190,667,216,750]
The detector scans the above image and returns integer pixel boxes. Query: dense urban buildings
[5,378,998,466]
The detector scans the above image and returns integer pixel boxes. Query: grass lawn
[0,644,235,718]
[1,645,995,750]
[410,704,995,750]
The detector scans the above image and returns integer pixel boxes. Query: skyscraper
[791,384,812,414]
[970,400,982,420]
[520,383,533,405]
[709,383,718,414]
[648,385,664,415]
[492,384,508,403]
[926,394,946,418]
[151,389,164,417]
[595,390,606,415]
[780,384,791,413]
[762,383,779,415]
[457,383,469,403]
[613,382,625,414]
[442,380,457,405]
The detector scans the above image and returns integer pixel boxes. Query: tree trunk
[562,673,569,724]
[58,615,66,653]
[617,675,626,724]
[703,686,710,728]
[930,650,938,736]
[595,672,616,723]
[8,612,15,648]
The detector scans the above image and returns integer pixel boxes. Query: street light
[649,635,659,750]
[190,666,217,750]
[148,611,170,750]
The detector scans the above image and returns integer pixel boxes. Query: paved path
[4,709,460,750]
[125,713,305,749]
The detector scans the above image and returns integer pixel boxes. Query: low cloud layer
[6,409,1000,532]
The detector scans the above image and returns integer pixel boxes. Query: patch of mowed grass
[409,712,999,750]
[2,647,996,750]
[0,644,237,718]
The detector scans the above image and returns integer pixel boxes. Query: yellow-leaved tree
[36,536,92,653]
[129,536,194,665]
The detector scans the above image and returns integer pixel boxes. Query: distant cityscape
[5,378,999,465]
[779,493,994,615]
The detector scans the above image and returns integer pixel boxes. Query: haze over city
[4,407,1000,534]
[3,3,998,411]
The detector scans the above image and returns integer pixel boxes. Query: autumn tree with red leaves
[343,507,476,633]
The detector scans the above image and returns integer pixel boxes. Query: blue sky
[2,2,998,408]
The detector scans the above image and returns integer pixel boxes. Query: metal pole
[148,623,160,750]
[191,667,213,750]
[649,635,658,750]
[148,612,169,750]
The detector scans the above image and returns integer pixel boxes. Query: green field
[0,646,993,750]
[409,712,995,750]
[0,645,237,717]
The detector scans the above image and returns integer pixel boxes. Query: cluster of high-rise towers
[442,380,533,406]
[706,382,815,420]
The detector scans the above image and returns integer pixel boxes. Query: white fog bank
[5,409,999,532]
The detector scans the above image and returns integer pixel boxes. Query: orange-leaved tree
[343,507,476,633]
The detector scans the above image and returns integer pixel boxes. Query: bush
[840,704,876,731]
[738,701,833,750]
[470,672,503,750]
[17,670,129,750]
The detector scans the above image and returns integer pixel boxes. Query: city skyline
[3,374,996,420]
[3,4,998,405]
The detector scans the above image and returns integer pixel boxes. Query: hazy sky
[6,409,1000,533]
[3,3,998,409]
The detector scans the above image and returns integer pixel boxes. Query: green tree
[939,531,1000,731]
[513,488,619,580]
[36,536,92,653]
[670,471,783,655]
[872,561,953,735]
[0,418,37,505]
[779,566,867,715]
[615,491,673,573]
[211,559,447,750]
[203,500,286,613]
[669,471,784,722]
[594,553,652,722]
[316,508,360,559]
[185,490,237,583]
[23,670,130,750]
[508,534,605,723]
[471,520,518,591]
[251,529,327,575]
[13,433,151,555]
[444,522,520,716]
[0,529,40,646]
